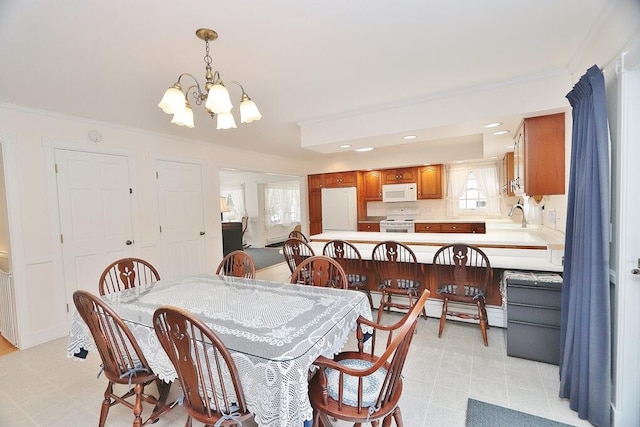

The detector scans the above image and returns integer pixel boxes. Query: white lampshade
[240,99,262,123]
[216,111,237,130]
[171,103,194,128]
[205,83,233,113]
[158,86,186,114]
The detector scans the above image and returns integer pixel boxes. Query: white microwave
[382,183,418,203]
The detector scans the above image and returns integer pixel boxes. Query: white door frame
[612,44,640,427]
[43,139,139,331]
[153,154,213,277]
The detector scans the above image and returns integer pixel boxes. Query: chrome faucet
[509,199,527,228]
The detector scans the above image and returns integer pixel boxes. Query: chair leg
[438,298,448,338]
[132,383,144,427]
[98,381,113,427]
[477,300,488,346]
[365,290,374,311]
[389,406,403,427]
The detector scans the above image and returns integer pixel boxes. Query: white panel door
[55,149,134,321]
[156,160,207,279]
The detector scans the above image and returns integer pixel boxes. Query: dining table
[67,273,372,427]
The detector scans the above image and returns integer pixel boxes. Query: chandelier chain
[204,39,213,68]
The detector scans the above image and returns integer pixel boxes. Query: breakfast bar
[308,222,565,328]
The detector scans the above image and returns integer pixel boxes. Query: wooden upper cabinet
[308,174,325,191]
[382,167,418,184]
[417,165,442,199]
[523,113,565,196]
[361,170,383,201]
[502,152,515,196]
[324,171,358,188]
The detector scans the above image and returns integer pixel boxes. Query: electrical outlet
[547,210,556,226]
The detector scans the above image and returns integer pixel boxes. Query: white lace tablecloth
[67,274,372,427]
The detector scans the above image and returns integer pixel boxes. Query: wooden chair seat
[290,255,348,289]
[433,243,492,346]
[309,290,430,426]
[99,258,160,296]
[73,290,173,427]
[323,239,374,309]
[216,250,256,278]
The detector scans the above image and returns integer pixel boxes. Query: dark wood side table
[222,222,243,255]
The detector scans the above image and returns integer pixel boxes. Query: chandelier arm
[177,73,206,102]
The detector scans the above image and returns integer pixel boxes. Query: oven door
[380,223,415,233]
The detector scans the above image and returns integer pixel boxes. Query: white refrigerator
[321,187,358,232]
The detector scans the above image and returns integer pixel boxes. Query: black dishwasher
[504,270,563,365]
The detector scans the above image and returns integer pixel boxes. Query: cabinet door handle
[125,240,134,245]
[200,231,205,236]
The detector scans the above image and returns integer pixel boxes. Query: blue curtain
[560,65,611,427]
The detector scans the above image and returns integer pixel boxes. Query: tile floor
[0,263,592,426]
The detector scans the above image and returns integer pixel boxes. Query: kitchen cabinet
[502,152,515,196]
[417,165,442,199]
[505,270,563,365]
[414,222,485,234]
[308,175,323,235]
[358,222,380,232]
[324,171,357,188]
[360,170,383,201]
[308,173,325,191]
[513,113,565,196]
[382,167,418,184]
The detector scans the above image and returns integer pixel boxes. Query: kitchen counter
[309,224,564,272]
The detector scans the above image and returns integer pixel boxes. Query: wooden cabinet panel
[415,223,442,233]
[308,186,322,235]
[358,222,380,232]
[524,113,565,196]
[361,170,382,201]
[502,152,515,196]
[417,165,442,199]
[324,171,357,188]
[414,222,485,233]
[308,174,325,191]
[440,223,472,233]
[382,167,418,184]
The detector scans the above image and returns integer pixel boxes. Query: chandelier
[158,28,262,129]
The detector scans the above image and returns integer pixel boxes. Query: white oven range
[379,207,418,233]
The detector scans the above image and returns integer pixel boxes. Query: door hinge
[66,303,69,313]
[129,188,132,194]
[55,163,58,173]
[60,234,63,244]
[156,171,159,179]
[159,225,162,233]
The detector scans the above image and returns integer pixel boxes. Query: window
[458,171,487,211]
[264,181,300,227]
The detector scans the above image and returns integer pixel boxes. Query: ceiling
[0,1,627,162]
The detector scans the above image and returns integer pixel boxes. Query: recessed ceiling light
[484,122,502,128]
[493,130,509,135]
[355,147,374,152]
[339,144,352,148]
[403,135,417,140]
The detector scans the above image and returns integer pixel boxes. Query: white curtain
[220,185,246,221]
[445,167,469,216]
[264,181,300,228]
[472,164,501,215]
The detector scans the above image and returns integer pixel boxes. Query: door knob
[200,231,205,236]
[632,269,640,275]
[125,240,134,245]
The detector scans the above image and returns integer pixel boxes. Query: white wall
[0,105,306,349]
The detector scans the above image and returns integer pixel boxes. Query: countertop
[309,223,565,272]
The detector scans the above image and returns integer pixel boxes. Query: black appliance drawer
[507,302,561,326]
[507,320,560,365]
[507,283,562,308]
